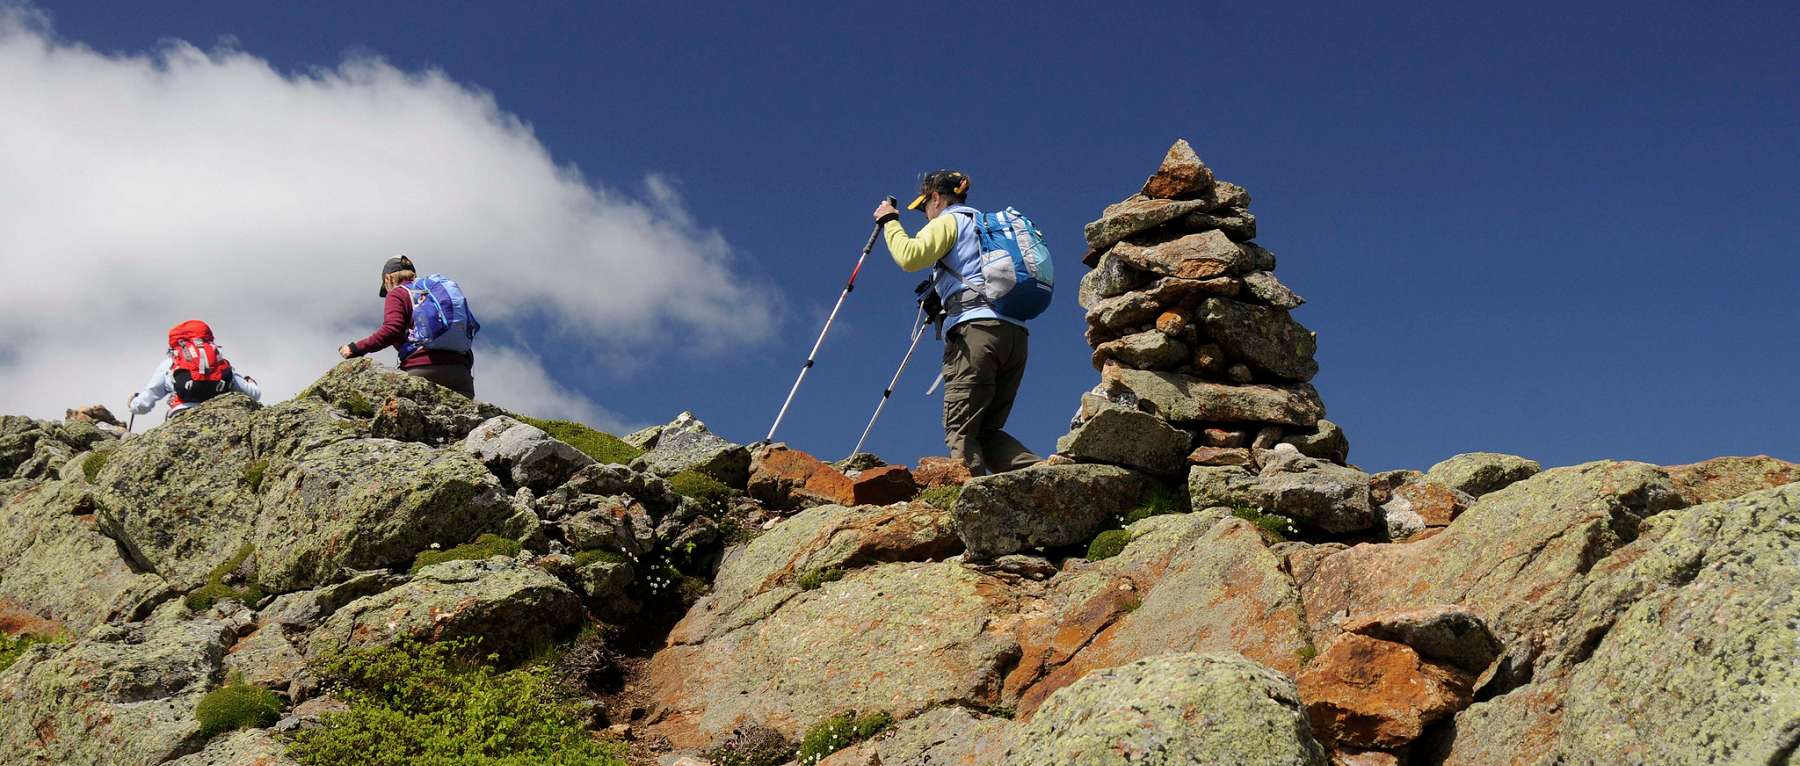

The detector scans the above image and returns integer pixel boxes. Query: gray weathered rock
[301,358,504,445]
[1341,605,1503,676]
[462,416,596,492]
[1202,297,1319,382]
[1259,451,1374,534]
[1281,419,1348,464]
[538,462,680,519]
[575,559,639,621]
[223,624,306,691]
[1083,196,1211,252]
[1001,653,1328,765]
[0,481,170,635]
[1244,270,1305,308]
[307,557,581,662]
[1104,367,1325,426]
[257,571,406,630]
[0,610,239,766]
[1188,465,1266,509]
[633,412,751,488]
[163,729,299,766]
[955,464,1159,558]
[1077,253,1152,310]
[1425,452,1542,497]
[1109,230,1250,280]
[1083,289,1162,335]
[1179,207,1257,240]
[816,705,1012,766]
[1091,329,1189,371]
[1055,408,1190,477]
[560,494,658,556]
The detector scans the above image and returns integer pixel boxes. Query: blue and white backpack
[964,207,1056,321]
[400,274,481,357]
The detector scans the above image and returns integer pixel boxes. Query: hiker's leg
[405,364,475,399]
[977,323,1040,471]
[942,322,1003,475]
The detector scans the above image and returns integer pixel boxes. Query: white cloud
[0,6,772,427]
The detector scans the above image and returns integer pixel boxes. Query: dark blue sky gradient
[35,0,1799,470]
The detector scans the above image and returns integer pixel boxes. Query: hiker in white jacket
[128,320,262,418]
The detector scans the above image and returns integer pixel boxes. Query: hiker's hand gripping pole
[766,198,896,443]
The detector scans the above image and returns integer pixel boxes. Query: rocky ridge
[0,143,1795,766]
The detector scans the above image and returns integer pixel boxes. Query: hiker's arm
[347,290,410,356]
[883,214,959,273]
[232,372,262,403]
[129,359,172,414]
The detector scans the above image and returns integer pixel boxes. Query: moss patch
[796,566,845,591]
[341,391,376,418]
[796,711,892,765]
[80,452,109,483]
[916,484,963,511]
[289,639,627,765]
[0,632,58,673]
[669,469,734,503]
[195,675,283,737]
[1087,529,1130,561]
[1122,483,1183,525]
[411,533,523,574]
[519,416,642,465]
[571,548,629,568]
[1231,504,1297,542]
[185,543,263,611]
[242,459,269,493]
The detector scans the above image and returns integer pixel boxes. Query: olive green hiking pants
[942,320,1041,475]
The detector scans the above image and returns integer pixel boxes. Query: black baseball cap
[378,255,415,297]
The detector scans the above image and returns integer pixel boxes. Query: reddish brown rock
[747,444,853,510]
[1330,748,1402,766]
[1200,427,1248,448]
[1390,480,1471,527]
[1660,455,1798,506]
[1142,138,1216,199]
[63,405,122,427]
[1188,447,1252,467]
[913,456,973,488]
[1110,230,1249,280]
[849,464,919,506]
[1154,310,1187,336]
[1298,633,1474,750]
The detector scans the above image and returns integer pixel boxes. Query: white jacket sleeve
[131,358,173,414]
[232,372,262,403]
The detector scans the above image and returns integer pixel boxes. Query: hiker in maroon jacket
[338,255,477,398]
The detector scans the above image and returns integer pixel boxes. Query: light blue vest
[935,205,1025,331]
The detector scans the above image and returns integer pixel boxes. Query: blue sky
[20,0,1799,471]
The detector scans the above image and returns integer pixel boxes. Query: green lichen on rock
[916,483,963,510]
[194,675,283,737]
[518,416,643,465]
[79,451,109,483]
[184,543,263,611]
[0,632,58,673]
[796,566,845,591]
[410,533,523,574]
[796,711,893,765]
[288,639,627,765]
[1086,529,1130,560]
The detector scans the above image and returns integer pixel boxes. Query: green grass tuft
[795,711,892,765]
[1086,529,1131,561]
[519,417,643,466]
[668,469,734,506]
[342,392,376,418]
[185,543,263,611]
[80,452,109,483]
[915,484,963,510]
[1297,644,1319,666]
[1122,483,1183,525]
[0,632,59,673]
[242,459,269,493]
[195,675,284,737]
[289,639,627,766]
[795,566,845,591]
[1231,504,1297,542]
[411,534,523,574]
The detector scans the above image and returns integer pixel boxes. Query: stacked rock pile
[1064,139,1345,469]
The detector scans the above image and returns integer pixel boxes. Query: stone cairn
[1060,139,1348,484]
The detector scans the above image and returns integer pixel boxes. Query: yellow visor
[907,193,927,210]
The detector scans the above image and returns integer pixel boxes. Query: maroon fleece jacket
[348,287,473,368]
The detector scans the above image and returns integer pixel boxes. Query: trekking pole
[925,371,945,397]
[125,411,136,438]
[850,303,930,457]
[766,197,897,443]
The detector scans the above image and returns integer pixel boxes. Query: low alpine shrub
[705,724,794,766]
[289,639,627,766]
[795,711,892,765]
[410,533,523,574]
[1122,483,1183,525]
[669,469,735,505]
[795,566,844,591]
[195,675,283,737]
[1086,529,1130,561]
[519,417,642,466]
[1231,504,1297,542]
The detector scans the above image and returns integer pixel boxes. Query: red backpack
[167,320,234,406]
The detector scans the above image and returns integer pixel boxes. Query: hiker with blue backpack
[874,170,1055,475]
[338,255,481,398]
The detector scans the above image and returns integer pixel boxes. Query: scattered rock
[1424,452,1541,497]
[1298,633,1474,750]
[1259,451,1374,534]
[1109,230,1250,280]
[0,481,169,635]
[1003,653,1328,765]
[1140,138,1216,199]
[1188,465,1266,508]
[308,557,582,663]
[1076,252,1152,310]
[848,464,919,506]
[1092,329,1190,371]
[1054,407,1190,477]
[746,444,853,510]
[163,728,299,765]
[1281,419,1349,464]
[1202,297,1319,382]
[912,456,973,488]
[301,358,503,445]
[1659,454,1798,506]
[816,705,1011,766]
[634,412,751,488]
[954,464,1159,558]
[462,415,596,492]
[1340,605,1502,676]
[1083,196,1212,252]
[1103,367,1325,426]
[1244,270,1306,309]
[64,405,123,427]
